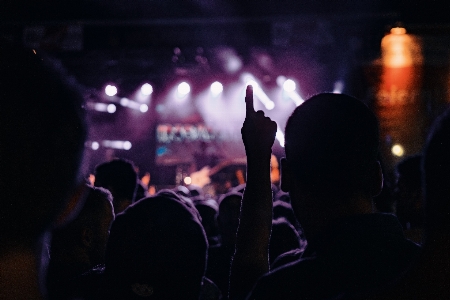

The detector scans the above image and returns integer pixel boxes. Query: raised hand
[241,85,277,160]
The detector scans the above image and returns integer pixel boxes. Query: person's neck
[0,246,44,300]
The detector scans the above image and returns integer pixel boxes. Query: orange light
[381,27,422,68]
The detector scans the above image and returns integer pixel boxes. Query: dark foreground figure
[230,91,421,299]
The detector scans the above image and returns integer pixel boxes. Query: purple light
[210,81,223,96]
[178,82,190,96]
[141,83,153,95]
[105,85,117,96]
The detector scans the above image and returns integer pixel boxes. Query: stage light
[178,82,190,96]
[283,79,296,92]
[210,81,223,95]
[91,141,99,150]
[123,141,132,150]
[93,103,107,112]
[184,176,192,185]
[140,104,149,113]
[333,80,344,94]
[276,76,287,87]
[391,144,405,157]
[276,127,285,147]
[105,84,117,96]
[120,98,129,106]
[141,83,153,95]
[107,104,116,113]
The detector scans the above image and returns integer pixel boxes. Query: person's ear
[280,158,291,193]
[371,161,383,197]
[54,182,89,228]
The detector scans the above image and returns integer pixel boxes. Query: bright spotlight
[123,141,132,150]
[178,82,190,96]
[140,104,149,113]
[210,81,223,95]
[105,85,117,96]
[391,144,405,157]
[283,79,296,92]
[120,98,129,106]
[107,104,116,113]
[91,141,99,150]
[141,83,153,95]
[184,176,192,185]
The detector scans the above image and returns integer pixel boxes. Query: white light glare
[333,80,344,94]
[178,82,191,96]
[210,81,223,96]
[283,79,296,92]
[141,83,153,95]
[105,85,117,96]
[184,176,192,185]
[107,104,116,113]
[91,141,99,150]
[242,74,275,110]
[140,104,149,113]
[276,127,285,147]
[102,140,132,150]
[391,144,405,157]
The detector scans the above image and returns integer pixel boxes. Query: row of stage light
[88,74,345,148]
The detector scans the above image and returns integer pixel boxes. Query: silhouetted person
[0,40,87,299]
[47,185,114,300]
[394,155,424,244]
[269,218,301,265]
[101,190,210,300]
[206,191,243,297]
[229,92,420,299]
[194,196,220,247]
[94,158,138,214]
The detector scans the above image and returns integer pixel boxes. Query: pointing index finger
[245,85,255,118]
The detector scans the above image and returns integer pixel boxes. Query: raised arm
[229,85,277,299]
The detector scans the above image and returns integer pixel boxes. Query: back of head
[423,108,450,233]
[94,158,138,211]
[0,40,86,248]
[285,93,379,198]
[51,185,114,265]
[104,190,208,300]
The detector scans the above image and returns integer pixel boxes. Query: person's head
[218,191,243,246]
[0,40,87,250]
[194,196,220,242]
[394,155,424,229]
[94,158,138,214]
[104,191,208,300]
[51,185,114,268]
[269,218,301,264]
[423,108,450,236]
[282,93,382,237]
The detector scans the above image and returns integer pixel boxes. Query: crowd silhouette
[1,39,449,300]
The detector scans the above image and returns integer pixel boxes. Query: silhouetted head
[194,196,219,242]
[94,158,138,214]
[104,190,208,300]
[0,40,87,249]
[50,185,114,269]
[423,108,450,234]
[270,218,301,264]
[218,191,243,246]
[282,93,382,237]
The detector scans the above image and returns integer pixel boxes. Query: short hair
[94,158,138,202]
[104,191,208,299]
[284,93,379,197]
[51,185,113,252]
[0,40,86,246]
[423,108,450,232]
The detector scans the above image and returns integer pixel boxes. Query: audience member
[394,154,424,244]
[194,196,221,247]
[269,218,301,265]
[230,92,421,299]
[47,185,114,300]
[94,158,138,214]
[0,40,87,299]
[101,190,210,299]
[206,191,243,297]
